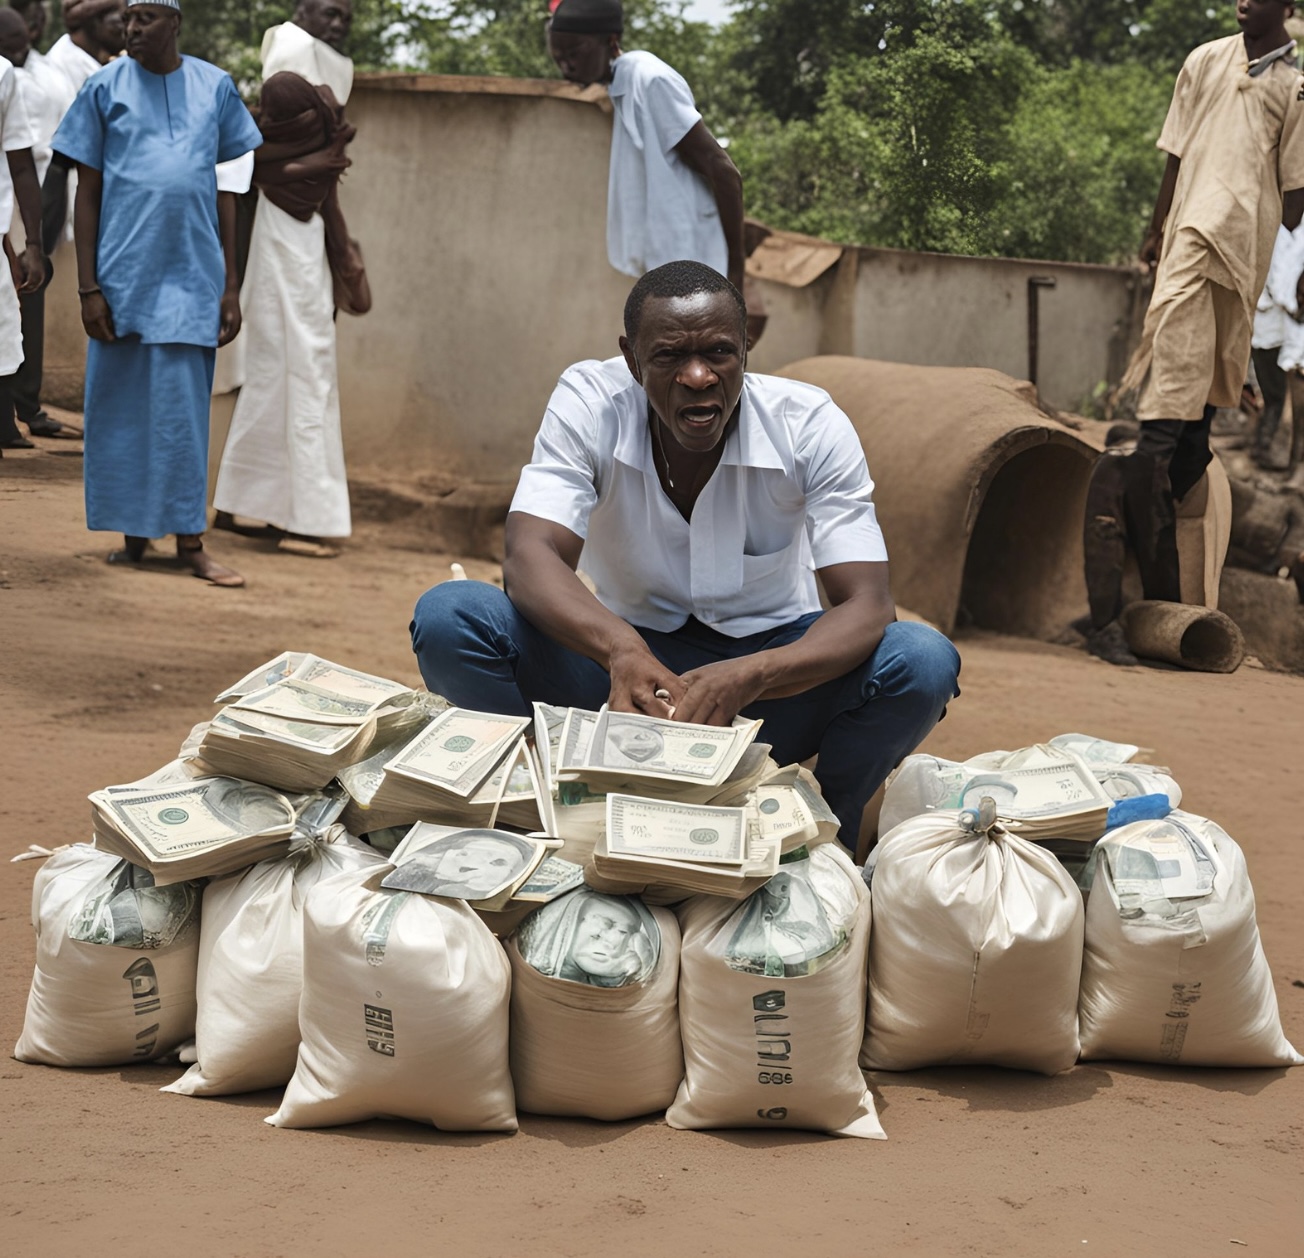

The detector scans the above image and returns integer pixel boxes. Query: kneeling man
[411,261,960,848]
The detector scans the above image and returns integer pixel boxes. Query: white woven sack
[163,827,384,1097]
[666,844,883,1139]
[879,750,1009,834]
[267,866,517,1131]
[508,891,682,1120]
[862,809,1084,1074]
[14,845,200,1067]
[1080,811,1303,1067]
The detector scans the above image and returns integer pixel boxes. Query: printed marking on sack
[1159,982,1201,1060]
[122,957,161,1058]
[752,990,794,1091]
[365,1003,396,1056]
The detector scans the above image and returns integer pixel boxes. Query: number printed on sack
[757,1071,793,1085]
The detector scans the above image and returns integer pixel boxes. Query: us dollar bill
[606,794,748,866]
[388,709,532,796]
[92,779,294,861]
[583,710,753,784]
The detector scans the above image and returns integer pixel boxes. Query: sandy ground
[1,440,1301,1258]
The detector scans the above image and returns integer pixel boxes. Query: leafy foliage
[169,0,1254,264]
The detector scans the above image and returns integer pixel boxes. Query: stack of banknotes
[189,653,435,793]
[90,773,297,885]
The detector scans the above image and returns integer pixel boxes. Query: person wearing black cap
[546,0,744,294]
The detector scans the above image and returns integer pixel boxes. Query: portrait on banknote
[380,829,538,901]
[517,890,660,988]
[724,858,854,978]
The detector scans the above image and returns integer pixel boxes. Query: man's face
[608,725,664,764]
[0,21,31,67]
[1237,0,1292,38]
[547,28,615,86]
[621,291,747,456]
[295,0,352,51]
[124,6,175,63]
[571,901,640,978]
[20,2,46,44]
[435,838,519,896]
[92,5,127,57]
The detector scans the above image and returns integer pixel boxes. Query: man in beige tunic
[1087,0,1304,664]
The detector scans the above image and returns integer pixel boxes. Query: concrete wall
[42,74,1142,488]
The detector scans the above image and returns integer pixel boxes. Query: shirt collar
[1247,39,1297,77]
[613,374,787,474]
[607,53,630,98]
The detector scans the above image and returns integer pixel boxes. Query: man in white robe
[213,0,357,557]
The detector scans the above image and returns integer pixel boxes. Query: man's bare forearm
[675,122,746,288]
[1284,187,1304,231]
[218,191,239,293]
[9,150,41,251]
[749,589,895,701]
[502,514,648,672]
[72,164,102,289]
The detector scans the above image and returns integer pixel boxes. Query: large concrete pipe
[775,356,1099,638]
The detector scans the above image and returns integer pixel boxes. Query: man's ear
[619,334,641,384]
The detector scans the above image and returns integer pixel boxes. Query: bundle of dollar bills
[190,653,434,792]
[338,708,545,835]
[937,744,1114,846]
[90,775,297,884]
[585,794,783,901]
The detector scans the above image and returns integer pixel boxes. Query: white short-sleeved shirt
[511,357,888,638]
[0,56,37,239]
[606,50,728,279]
[16,55,73,186]
[45,33,100,96]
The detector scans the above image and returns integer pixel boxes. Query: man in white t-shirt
[546,0,744,293]
[411,262,961,848]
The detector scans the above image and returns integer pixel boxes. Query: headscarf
[549,0,623,35]
[252,72,368,311]
[62,0,123,30]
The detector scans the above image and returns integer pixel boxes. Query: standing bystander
[51,0,262,583]
[0,12,47,453]
[213,0,362,559]
[1085,0,1304,664]
[545,0,744,293]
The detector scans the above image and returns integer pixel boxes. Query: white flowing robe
[212,23,354,537]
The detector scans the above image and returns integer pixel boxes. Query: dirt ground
[1,440,1301,1258]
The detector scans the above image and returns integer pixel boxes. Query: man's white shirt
[44,33,99,96]
[511,357,888,638]
[606,50,728,279]
[0,56,37,239]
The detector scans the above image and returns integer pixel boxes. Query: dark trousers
[1084,409,1214,628]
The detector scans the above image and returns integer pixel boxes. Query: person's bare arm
[674,120,745,292]
[217,191,241,346]
[502,511,678,717]
[6,147,44,292]
[671,561,897,726]
[1283,188,1304,313]
[73,164,113,342]
[1140,153,1181,268]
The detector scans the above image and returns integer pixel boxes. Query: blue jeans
[410,582,961,848]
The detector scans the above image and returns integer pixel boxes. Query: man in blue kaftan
[53,0,261,585]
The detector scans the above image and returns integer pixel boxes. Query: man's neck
[292,18,334,50]
[70,30,102,62]
[1243,26,1292,62]
[135,51,181,75]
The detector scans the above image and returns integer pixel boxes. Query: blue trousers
[410,582,961,848]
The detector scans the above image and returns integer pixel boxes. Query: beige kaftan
[1136,34,1304,420]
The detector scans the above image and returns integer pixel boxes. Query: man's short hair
[550,0,623,35]
[623,260,746,341]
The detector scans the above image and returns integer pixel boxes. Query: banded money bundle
[339,708,546,836]
[90,775,297,884]
[191,653,433,793]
